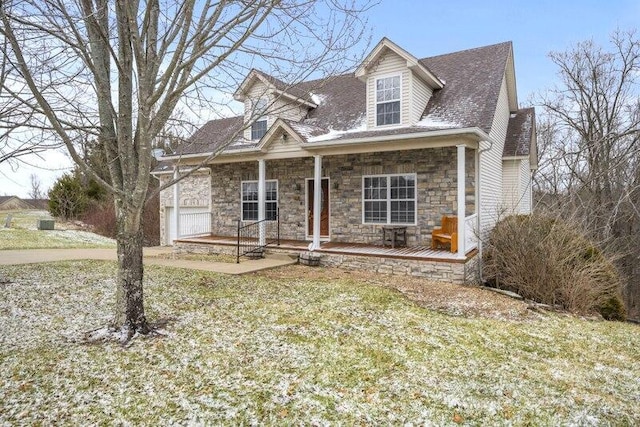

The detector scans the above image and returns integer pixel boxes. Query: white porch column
[173,166,180,242]
[258,159,266,246]
[456,144,466,259]
[311,155,322,251]
[475,146,481,243]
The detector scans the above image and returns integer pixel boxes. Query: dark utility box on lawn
[37,219,55,230]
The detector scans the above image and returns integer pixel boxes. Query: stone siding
[210,158,313,241]
[318,253,477,285]
[208,147,475,246]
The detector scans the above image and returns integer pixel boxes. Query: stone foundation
[174,241,479,285]
[318,252,478,285]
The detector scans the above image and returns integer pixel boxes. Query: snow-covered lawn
[0,210,115,249]
[1,261,639,425]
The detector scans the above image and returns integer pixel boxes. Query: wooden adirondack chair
[431,216,458,253]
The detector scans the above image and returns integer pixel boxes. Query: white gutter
[301,127,491,149]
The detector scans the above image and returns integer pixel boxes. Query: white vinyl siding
[501,158,533,214]
[519,160,533,213]
[501,160,520,213]
[362,174,416,225]
[480,75,510,237]
[243,82,271,141]
[365,51,410,129]
[410,73,433,124]
[243,84,310,141]
[271,97,308,122]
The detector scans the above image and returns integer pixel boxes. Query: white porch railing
[179,212,212,238]
[464,213,478,252]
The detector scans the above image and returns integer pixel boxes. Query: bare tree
[28,173,42,199]
[535,30,640,319]
[0,0,371,337]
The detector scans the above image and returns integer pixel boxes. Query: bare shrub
[484,213,625,319]
[82,194,159,247]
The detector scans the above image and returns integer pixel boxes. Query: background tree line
[534,30,640,320]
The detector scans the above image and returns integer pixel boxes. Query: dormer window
[251,98,268,140]
[376,75,401,126]
[251,119,267,140]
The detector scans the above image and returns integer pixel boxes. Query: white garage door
[165,206,211,245]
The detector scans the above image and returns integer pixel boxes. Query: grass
[0,210,115,250]
[1,260,639,425]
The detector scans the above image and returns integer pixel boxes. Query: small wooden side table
[382,226,407,248]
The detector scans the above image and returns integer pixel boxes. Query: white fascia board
[301,127,490,149]
[151,166,210,176]
[408,62,444,89]
[274,90,317,109]
[256,119,306,152]
[355,37,444,89]
[159,128,491,164]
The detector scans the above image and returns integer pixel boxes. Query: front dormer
[234,70,317,142]
[355,38,444,129]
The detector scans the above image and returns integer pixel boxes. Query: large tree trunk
[114,198,150,334]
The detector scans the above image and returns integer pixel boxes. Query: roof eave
[257,118,308,151]
[355,37,444,88]
[301,127,491,149]
[408,61,445,89]
[274,89,318,109]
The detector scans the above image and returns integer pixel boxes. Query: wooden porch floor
[176,235,477,263]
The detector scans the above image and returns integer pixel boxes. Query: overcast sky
[1,0,637,198]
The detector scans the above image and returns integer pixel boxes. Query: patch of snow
[306,115,367,142]
[49,229,115,245]
[310,93,326,105]
[415,115,461,129]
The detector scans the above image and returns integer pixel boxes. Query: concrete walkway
[0,247,298,275]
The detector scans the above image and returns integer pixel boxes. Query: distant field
[0,210,115,250]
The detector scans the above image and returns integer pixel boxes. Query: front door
[307,178,329,237]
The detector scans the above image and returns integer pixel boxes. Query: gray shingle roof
[504,107,535,157]
[176,116,243,155]
[172,41,520,157]
[0,195,18,204]
[252,70,315,104]
[420,42,512,134]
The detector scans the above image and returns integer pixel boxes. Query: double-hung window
[241,180,278,221]
[251,120,267,140]
[363,174,416,224]
[251,98,268,140]
[376,75,401,126]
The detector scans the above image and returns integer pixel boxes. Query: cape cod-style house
[153,38,537,284]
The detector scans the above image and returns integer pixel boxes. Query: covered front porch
[166,142,480,260]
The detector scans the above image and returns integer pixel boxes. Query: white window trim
[240,179,278,222]
[251,118,268,141]
[361,173,417,226]
[374,73,402,127]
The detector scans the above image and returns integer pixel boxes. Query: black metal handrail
[236,208,280,263]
